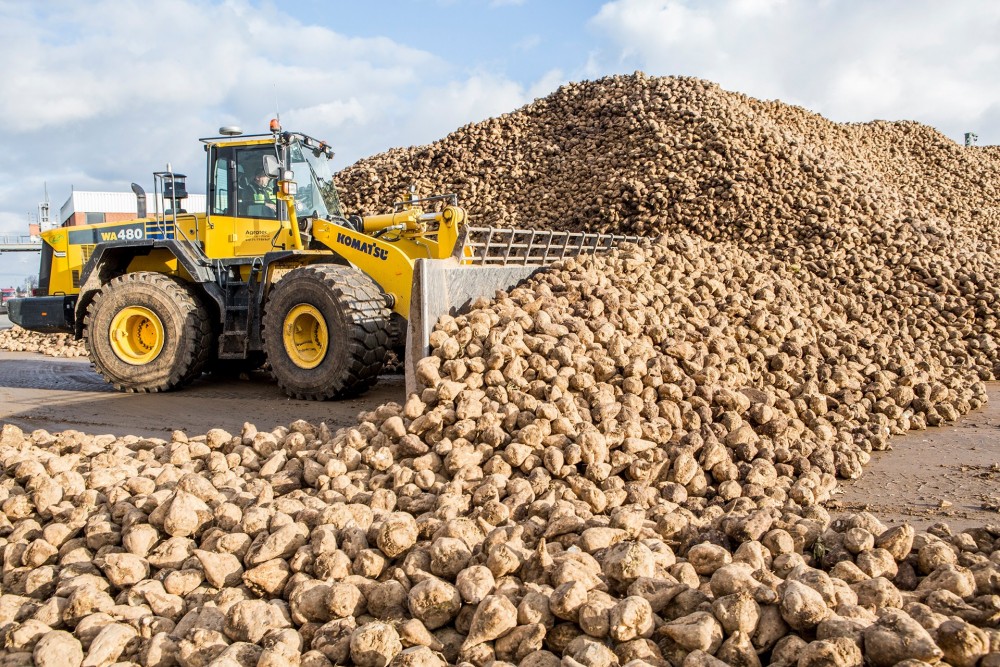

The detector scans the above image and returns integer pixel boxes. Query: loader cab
[201,127,342,258]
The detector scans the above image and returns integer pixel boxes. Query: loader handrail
[392,192,459,212]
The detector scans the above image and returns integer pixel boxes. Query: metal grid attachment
[462,226,641,266]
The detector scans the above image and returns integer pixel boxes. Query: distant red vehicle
[0,288,15,314]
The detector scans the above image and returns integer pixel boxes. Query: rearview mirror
[263,155,280,177]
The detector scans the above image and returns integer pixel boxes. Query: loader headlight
[280,181,297,196]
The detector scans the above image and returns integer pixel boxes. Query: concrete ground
[833,389,1000,531]
[0,351,405,440]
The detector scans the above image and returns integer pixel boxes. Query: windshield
[288,139,344,219]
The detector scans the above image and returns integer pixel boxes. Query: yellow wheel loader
[10,121,636,399]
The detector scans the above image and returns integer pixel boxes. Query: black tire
[84,272,212,393]
[262,265,390,400]
[388,312,408,357]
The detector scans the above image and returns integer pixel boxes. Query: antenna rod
[274,84,281,125]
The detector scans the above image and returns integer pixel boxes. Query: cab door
[205,144,297,258]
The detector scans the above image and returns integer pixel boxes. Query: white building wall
[60,191,207,219]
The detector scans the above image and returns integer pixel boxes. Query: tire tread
[83,272,212,393]
[262,265,390,400]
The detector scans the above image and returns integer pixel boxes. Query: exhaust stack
[131,183,147,219]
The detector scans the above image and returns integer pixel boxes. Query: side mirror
[263,155,280,177]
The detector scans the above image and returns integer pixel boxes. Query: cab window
[237,147,278,219]
[211,149,233,216]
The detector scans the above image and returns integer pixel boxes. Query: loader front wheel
[84,272,211,392]
[263,265,390,400]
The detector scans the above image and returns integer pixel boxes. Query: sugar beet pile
[0,325,86,358]
[3,74,1000,666]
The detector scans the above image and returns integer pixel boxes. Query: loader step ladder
[462,226,641,266]
[217,262,261,358]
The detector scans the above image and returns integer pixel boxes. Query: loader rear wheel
[263,265,390,400]
[84,272,212,392]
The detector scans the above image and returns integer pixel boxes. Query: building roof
[60,190,207,220]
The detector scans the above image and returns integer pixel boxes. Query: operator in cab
[247,169,278,217]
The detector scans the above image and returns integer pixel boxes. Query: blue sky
[0,0,998,289]
[296,0,599,82]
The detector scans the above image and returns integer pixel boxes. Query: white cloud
[284,99,368,133]
[528,68,567,100]
[399,71,549,149]
[0,0,540,237]
[388,66,569,154]
[589,0,1000,145]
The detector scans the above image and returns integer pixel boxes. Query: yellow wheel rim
[109,306,164,365]
[283,304,328,369]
